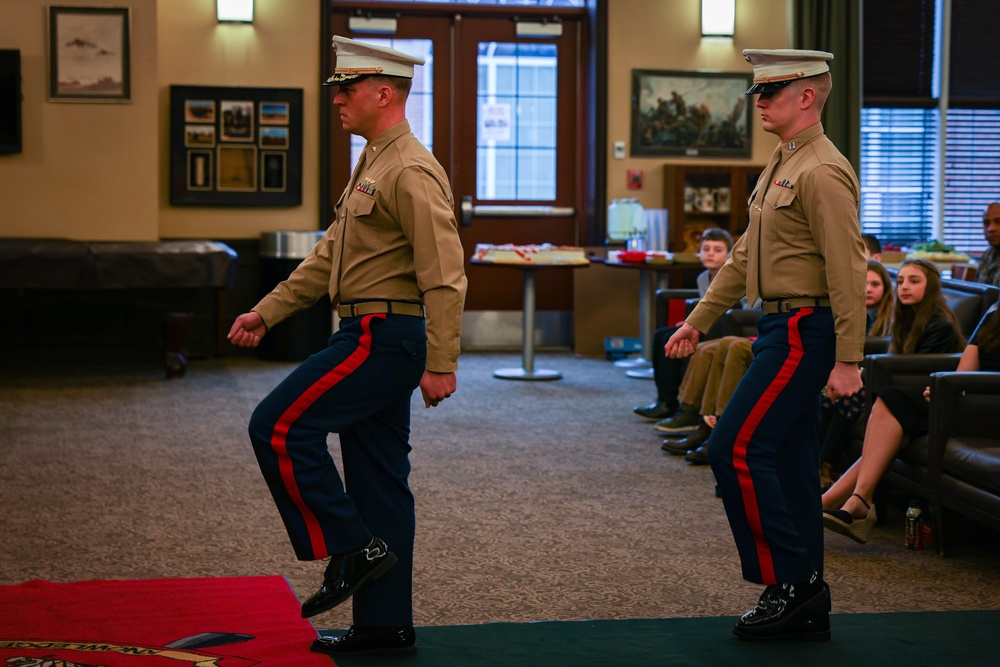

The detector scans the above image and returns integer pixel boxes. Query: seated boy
[633,228,735,422]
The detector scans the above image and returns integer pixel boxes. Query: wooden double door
[323,6,589,311]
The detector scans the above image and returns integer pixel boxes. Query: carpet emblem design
[1,633,255,667]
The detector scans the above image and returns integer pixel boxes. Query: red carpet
[0,576,333,666]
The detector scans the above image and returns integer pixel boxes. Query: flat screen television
[0,49,23,154]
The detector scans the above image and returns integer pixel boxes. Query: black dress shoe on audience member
[661,422,711,455]
[633,400,675,420]
[684,444,710,465]
[733,572,831,641]
[301,536,398,618]
[311,626,417,656]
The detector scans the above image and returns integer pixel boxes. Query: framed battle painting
[630,69,752,158]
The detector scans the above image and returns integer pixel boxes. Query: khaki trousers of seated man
[678,336,753,417]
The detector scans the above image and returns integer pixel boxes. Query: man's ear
[799,85,817,109]
[377,84,394,107]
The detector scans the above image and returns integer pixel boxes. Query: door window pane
[346,39,433,167]
[476,42,557,201]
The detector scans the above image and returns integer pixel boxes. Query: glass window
[346,39,434,167]
[476,42,557,201]
[861,0,1000,253]
[860,107,939,247]
[943,108,1000,252]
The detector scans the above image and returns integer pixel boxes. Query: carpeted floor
[1,352,998,636]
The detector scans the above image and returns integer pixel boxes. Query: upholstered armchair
[927,370,1000,555]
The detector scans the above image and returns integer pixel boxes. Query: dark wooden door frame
[319,0,603,246]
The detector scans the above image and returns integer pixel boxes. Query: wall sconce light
[217,0,254,23]
[702,0,735,37]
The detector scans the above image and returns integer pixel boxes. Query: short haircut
[368,75,412,97]
[862,233,882,256]
[701,227,734,252]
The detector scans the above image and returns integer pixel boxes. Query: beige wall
[0,0,785,242]
[0,0,160,241]
[0,0,320,242]
[607,0,788,208]
[156,0,320,240]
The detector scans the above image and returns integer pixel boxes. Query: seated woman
[818,259,895,489]
[822,259,971,543]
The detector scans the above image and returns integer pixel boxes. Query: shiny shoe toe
[661,437,692,455]
[633,401,675,420]
[684,444,710,465]
[311,626,417,656]
[301,536,398,618]
[733,574,831,641]
[661,423,711,455]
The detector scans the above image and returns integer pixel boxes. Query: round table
[471,258,589,380]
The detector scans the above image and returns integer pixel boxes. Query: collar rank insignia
[773,178,794,189]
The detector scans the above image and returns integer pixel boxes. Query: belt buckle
[350,303,362,317]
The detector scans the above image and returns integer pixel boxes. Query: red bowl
[618,251,647,264]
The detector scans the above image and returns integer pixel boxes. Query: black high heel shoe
[823,493,876,544]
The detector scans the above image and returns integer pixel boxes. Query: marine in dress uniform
[666,49,867,641]
[228,37,467,657]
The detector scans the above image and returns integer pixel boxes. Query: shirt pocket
[762,187,800,244]
[346,193,378,251]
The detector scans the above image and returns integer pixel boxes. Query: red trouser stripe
[731,308,809,585]
[268,313,384,560]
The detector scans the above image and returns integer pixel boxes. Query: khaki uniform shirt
[687,123,867,362]
[253,120,468,373]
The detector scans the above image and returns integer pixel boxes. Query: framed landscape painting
[48,6,131,103]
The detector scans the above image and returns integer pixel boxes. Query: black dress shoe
[301,536,398,618]
[733,573,831,641]
[660,422,710,455]
[633,401,676,420]
[684,444,710,465]
[311,626,417,656]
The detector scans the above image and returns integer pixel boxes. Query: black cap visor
[745,79,794,96]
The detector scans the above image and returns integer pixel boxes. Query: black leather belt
[337,300,425,318]
[761,297,831,314]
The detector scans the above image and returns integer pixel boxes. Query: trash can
[257,230,332,361]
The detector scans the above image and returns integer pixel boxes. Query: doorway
[322,4,594,346]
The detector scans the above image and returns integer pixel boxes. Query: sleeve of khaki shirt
[802,164,867,362]
[395,165,468,373]
[686,233,750,334]
[252,233,334,330]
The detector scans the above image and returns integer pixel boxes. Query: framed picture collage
[169,85,303,206]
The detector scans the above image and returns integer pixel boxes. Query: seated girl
[818,259,895,488]
[822,259,975,543]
